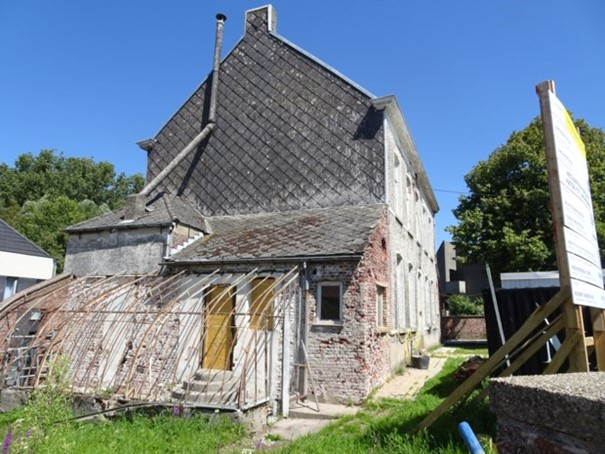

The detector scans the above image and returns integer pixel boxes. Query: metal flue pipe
[138,13,227,200]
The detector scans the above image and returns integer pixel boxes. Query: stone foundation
[490,373,605,453]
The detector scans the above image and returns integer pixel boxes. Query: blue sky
[1,1,604,246]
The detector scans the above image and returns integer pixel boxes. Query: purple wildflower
[2,427,12,454]
[172,405,181,417]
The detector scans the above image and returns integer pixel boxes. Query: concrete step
[193,369,236,382]
[182,378,239,393]
[171,387,239,406]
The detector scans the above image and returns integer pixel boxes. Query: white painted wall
[0,251,54,280]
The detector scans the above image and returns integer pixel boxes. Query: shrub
[447,295,484,316]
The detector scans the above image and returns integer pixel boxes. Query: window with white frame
[376,285,387,328]
[317,283,342,322]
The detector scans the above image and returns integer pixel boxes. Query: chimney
[124,193,146,221]
[245,5,277,34]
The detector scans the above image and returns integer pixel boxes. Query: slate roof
[0,219,50,258]
[144,6,385,218]
[66,192,208,233]
[169,204,386,263]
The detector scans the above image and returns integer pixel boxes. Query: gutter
[160,254,363,267]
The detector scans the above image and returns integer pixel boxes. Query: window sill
[312,320,343,327]
[376,327,390,334]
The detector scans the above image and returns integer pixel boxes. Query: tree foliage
[0,150,144,272]
[447,116,605,279]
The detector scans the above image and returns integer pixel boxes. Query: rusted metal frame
[128,271,227,400]
[138,271,188,307]
[68,277,150,392]
[0,274,106,387]
[139,272,225,400]
[205,269,298,406]
[112,272,209,398]
[196,271,259,393]
[164,275,227,403]
[238,270,299,406]
[0,276,78,355]
[80,277,165,395]
[0,273,74,318]
[34,274,148,387]
[65,276,154,377]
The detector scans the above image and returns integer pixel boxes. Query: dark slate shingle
[146,8,385,218]
[65,193,207,233]
[170,204,386,262]
[0,219,50,258]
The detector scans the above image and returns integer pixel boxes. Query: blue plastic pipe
[457,421,485,454]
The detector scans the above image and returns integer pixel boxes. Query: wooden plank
[544,331,581,374]
[414,287,568,432]
[498,315,564,378]
[590,308,605,370]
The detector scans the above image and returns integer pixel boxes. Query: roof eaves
[163,253,363,267]
[373,95,439,213]
[65,220,173,234]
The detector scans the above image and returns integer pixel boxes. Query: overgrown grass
[272,356,496,453]
[0,353,494,453]
[0,411,247,453]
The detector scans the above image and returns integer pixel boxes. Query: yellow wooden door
[202,285,235,370]
[250,278,275,330]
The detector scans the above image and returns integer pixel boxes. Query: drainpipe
[127,13,227,215]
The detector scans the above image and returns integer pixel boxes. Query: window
[2,277,18,301]
[317,283,342,322]
[376,285,387,328]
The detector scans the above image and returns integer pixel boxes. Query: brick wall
[306,214,391,403]
[441,315,486,341]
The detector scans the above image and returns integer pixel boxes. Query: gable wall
[146,8,385,216]
[65,227,169,276]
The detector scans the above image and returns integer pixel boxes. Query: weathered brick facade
[441,316,487,342]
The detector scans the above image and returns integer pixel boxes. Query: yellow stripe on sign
[564,109,586,159]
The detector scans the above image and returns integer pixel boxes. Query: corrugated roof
[65,193,208,233]
[170,204,386,263]
[0,219,50,258]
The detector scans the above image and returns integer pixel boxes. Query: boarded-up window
[250,278,275,330]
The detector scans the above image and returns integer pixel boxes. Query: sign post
[536,80,605,370]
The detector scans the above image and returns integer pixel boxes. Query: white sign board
[540,85,605,309]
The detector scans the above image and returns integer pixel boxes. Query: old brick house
[0,6,439,414]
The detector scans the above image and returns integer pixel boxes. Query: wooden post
[536,81,589,372]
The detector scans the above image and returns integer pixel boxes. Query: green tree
[447,116,605,279]
[0,150,144,272]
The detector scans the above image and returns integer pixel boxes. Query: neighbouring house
[0,219,54,301]
[0,6,439,415]
[437,241,488,305]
